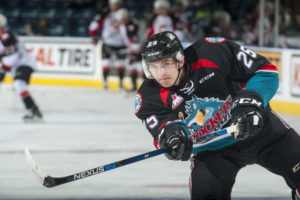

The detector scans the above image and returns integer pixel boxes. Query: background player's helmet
[142,31,184,79]
[115,8,130,22]
[0,13,7,29]
[109,0,122,10]
[154,0,170,10]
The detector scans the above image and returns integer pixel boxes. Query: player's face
[120,18,129,25]
[155,7,168,15]
[110,3,121,11]
[148,57,184,87]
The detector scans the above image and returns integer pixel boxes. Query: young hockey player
[116,8,143,91]
[135,31,300,200]
[0,13,42,122]
[89,0,127,90]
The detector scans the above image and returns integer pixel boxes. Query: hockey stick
[192,124,240,144]
[25,147,166,188]
[24,124,239,188]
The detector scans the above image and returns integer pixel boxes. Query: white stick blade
[24,147,47,184]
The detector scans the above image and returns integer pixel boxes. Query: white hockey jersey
[0,31,37,77]
[146,14,178,38]
[89,8,125,47]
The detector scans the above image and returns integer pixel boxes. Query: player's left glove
[157,122,193,161]
[91,36,98,45]
[229,90,264,140]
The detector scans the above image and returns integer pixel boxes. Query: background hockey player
[135,31,300,199]
[145,0,178,37]
[89,0,127,89]
[116,8,143,91]
[0,13,42,122]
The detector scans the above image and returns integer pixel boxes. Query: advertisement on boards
[291,55,300,96]
[22,38,96,74]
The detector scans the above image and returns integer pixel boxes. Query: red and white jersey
[0,31,37,77]
[89,8,125,47]
[119,19,141,54]
[146,14,177,37]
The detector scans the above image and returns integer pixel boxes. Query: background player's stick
[25,124,239,188]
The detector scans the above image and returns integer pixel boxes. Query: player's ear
[179,56,185,68]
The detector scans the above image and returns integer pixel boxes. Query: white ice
[0,84,299,199]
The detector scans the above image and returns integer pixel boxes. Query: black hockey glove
[229,90,264,140]
[157,122,193,161]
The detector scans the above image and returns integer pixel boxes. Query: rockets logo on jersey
[179,95,232,140]
[135,93,143,114]
[171,93,183,109]
[204,37,226,43]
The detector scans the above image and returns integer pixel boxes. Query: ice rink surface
[0,84,300,200]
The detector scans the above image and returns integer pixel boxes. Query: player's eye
[162,63,170,68]
[149,65,158,70]
[162,61,175,69]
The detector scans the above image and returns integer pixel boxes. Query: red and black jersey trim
[160,88,170,107]
[257,63,278,72]
[190,59,220,73]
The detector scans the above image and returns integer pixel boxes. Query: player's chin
[159,79,173,88]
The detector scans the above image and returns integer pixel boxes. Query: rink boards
[1,36,299,115]
[1,85,299,199]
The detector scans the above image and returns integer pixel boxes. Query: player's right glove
[157,122,193,161]
[229,90,264,140]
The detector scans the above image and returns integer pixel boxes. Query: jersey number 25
[237,46,257,69]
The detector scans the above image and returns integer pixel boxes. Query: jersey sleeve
[135,83,181,148]
[1,53,19,70]
[1,32,17,47]
[224,40,276,81]
[119,24,131,47]
[0,32,19,70]
[88,8,109,36]
[220,39,279,107]
[0,32,18,55]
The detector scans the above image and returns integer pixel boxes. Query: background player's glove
[0,67,6,82]
[229,90,264,140]
[91,37,98,45]
[157,122,193,161]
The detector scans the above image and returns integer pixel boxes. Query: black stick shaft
[28,125,238,188]
[43,148,166,187]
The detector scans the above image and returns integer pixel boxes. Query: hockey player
[146,0,178,37]
[0,14,42,122]
[135,31,300,199]
[116,8,143,91]
[89,0,127,90]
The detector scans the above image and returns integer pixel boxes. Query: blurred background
[1,0,300,47]
[0,0,300,199]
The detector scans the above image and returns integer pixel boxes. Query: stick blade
[24,147,48,185]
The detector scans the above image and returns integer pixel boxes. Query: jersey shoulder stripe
[191,59,221,73]
[257,63,278,73]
